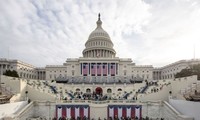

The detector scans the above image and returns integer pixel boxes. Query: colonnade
[38,71,46,80]
[80,63,118,76]
[0,64,9,75]
[83,49,115,58]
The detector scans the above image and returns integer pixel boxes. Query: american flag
[56,105,90,119]
[103,63,107,76]
[91,63,96,76]
[83,63,88,76]
[108,105,142,119]
[111,63,115,76]
[97,63,101,76]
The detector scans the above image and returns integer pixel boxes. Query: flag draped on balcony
[111,63,115,76]
[83,63,88,76]
[97,63,101,76]
[103,63,107,76]
[107,105,142,119]
[91,63,96,76]
[56,105,90,119]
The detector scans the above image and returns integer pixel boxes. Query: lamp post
[25,91,28,101]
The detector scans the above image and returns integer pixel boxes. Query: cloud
[0,0,200,67]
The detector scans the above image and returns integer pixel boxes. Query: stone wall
[14,101,193,120]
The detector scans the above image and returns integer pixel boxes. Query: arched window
[118,88,122,91]
[107,88,112,93]
[86,88,91,93]
[76,88,80,92]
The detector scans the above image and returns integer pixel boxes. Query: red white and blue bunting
[56,105,90,119]
[107,105,142,119]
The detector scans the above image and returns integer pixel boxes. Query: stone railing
[61,99,136,104]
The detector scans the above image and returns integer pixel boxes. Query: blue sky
[0,0,200,67]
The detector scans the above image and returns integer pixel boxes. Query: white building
[0,14,200,82]
[0,58,37,79]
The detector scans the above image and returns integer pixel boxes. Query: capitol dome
[82,14,116,58]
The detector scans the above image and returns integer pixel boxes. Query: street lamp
[25,91,28,101]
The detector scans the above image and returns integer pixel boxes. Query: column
[115,63,117,75]
[40,72,41,80]
[95,63,97,76]
[107,63,109,76]
[43,71,45,80]
[0,65,2,75]
[81,63,83,75]
[5,64,8,70]
[116,63,118,75]
[43,71,44,80]
[89,63,90,76]
[101,63,103,77]
[41,71,44,80]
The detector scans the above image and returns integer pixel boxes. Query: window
[86,88,91,93]
[107,88,112,93]
[76,88,80,92]
[118,88,122,91]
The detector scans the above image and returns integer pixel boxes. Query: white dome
[88,26,110,40]
[82,14,116,58]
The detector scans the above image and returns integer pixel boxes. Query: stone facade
[14,101,193,120]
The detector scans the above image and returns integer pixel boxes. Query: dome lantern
[96,13,102,28]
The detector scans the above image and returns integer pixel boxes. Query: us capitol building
[0,14,200,120]
[0,14,199,82]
